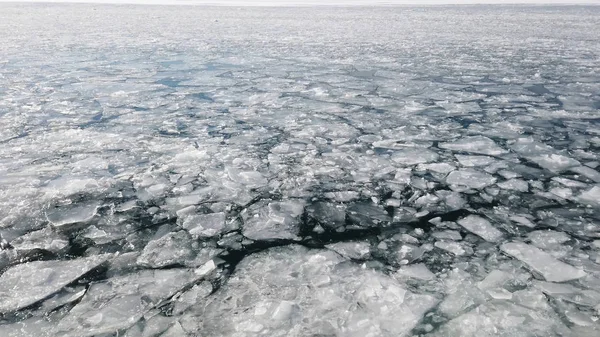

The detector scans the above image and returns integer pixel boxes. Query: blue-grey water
[0,4,600,336]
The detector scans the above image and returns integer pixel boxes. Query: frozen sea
[1,3,600,336]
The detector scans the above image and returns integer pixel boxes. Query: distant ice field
[0,4,600,337]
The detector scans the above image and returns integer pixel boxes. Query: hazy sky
[1,0,598,4]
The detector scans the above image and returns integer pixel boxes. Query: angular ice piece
[326,241,371,260]
[497,179,529,192]
[509,215,536,228]
[435,240,467,256]
[549,187,573,199]
[305,201,346,230]
[0,254,109,313]
[242,200,305,241]
[226,167,268,188]
[529,154,581,173]
[432,230,462,241]
[9,226,68,254]
[455,155,497,167]
[446,169,496,189]
[578,185,600,207]
[501,242,587,282]
[346,202,391,227]
[478,270,512,290]
[46,201,100,230]
[137,231,194,268]
[416,162,456,174]
[440,136,507,156]
[457,215,503,242]
[391,148,439,166]
[182,212,226,238]
[570,166,600,183]
[395,263,435,281]
[528,230,570,250]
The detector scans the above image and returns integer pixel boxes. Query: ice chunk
[435,240,467,256]
[529,154,581,173]
[497,179,529,192]
[0,254,109,313]
[46,201,100,230]
[416,162,456,174]
[182,212,226,238]
[346,202,391,228]
[446,169,496,189]
[440,136,507,156]
[501,242,587,282]
[391,148,439,166]
[395,263,435,281]
[528,230,570,250]
[326,241,371,260]
[137,231,194,268]
[578,185,600,207]
[570,165,600,183]
[432,230,462,241]
[9,226,68,254]
[305,201,346,230]
[242,199,306,241]
[455,155,497,167]
[457,215,503,242]
[509,215,536,228]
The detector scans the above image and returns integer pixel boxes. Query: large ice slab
[0,254,110,313]
[192,245,438,336]
[501,242,587,282]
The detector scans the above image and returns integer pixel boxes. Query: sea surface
[1,3,600,336]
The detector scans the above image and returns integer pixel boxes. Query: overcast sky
[1,0,598,4]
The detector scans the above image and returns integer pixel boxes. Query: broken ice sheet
[0,254,110,313]
[501,242,587,282]
[191,245,438,336]
[53,268,199,337]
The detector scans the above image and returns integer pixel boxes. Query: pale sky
[0,0,598,4]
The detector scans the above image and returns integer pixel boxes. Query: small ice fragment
[435,241,466,256]
[326,241,371,260]
[509,215,536,228]
[395,263,435,281]
[440,136,507,156]
[457,215,503,242]
[446,169,496,189]
[497,179,529,192]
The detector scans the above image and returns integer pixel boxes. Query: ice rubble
[1,4,600,337]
